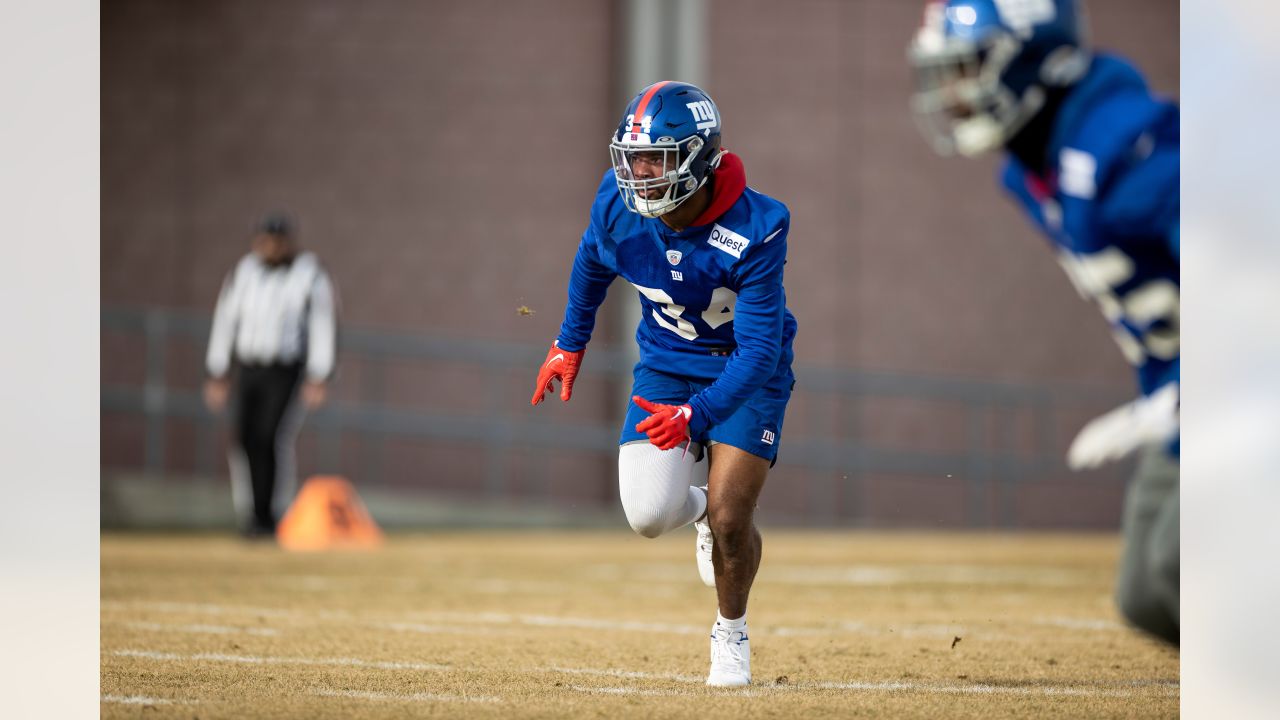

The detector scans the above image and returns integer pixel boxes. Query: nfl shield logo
[666,250,683,266]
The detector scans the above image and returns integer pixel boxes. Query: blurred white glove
[1067,382,1179,471]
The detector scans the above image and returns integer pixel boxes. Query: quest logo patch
[707,224,750,259]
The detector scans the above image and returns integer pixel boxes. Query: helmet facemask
[909,31,1044,157]
[610,133,716,218]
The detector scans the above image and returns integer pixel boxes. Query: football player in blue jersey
[531,81,798,685]
[909,0,1179,645]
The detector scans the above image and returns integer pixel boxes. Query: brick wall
[103,1,1178,527]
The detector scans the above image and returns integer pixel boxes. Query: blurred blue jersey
[1001,54,1179,397]
[556,154,798,434]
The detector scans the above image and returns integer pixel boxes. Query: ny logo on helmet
[686,101,717,131]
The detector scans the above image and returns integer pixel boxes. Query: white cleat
[706,622,751,687]
[694,487,715,587]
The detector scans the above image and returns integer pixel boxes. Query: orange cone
[277,475,383,551]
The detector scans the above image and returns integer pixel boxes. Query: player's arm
[1070,125,1180,468]
[531,225,617,405]
[303,267,338,409]
[556,225,617,352]
[684,221,789,435]
[203,264,240,412]
[1097,129,1179,258]
[1068,381,1178,470]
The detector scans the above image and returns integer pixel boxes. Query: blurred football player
[909,0,1179,645]
[531,81,798,685]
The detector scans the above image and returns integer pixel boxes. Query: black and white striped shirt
[206,251,337,381]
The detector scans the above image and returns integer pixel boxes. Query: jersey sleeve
[305,267,338,382]
[1097,135,1179,258]
[686,216,789,434]
[205,264,241,378]
[555,221,617,352]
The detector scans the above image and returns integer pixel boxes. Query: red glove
[531,343,585,405]
[633,395,693,451]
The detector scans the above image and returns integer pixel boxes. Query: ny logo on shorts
[761,429,775,446]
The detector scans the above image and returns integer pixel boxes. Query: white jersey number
[631,283,736,341]
[1056,248,1179,364]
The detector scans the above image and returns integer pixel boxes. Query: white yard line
[112,649,449,671]
[103,688,496,706]
[1034,615,1126,631]
[764,565,1084,587]
[312,688,499,704]
[547,666,704,683]
[547,666,1175,699]
[770,621,988,639]
[556,681,1173,699]
[107,600,706,634]
[808,679,1176,698]
[418,611,706,635]
[101,694,184,705]
[103,600,1131,644]
[373,621,496,635]
[105,648,1177,701]
[464,579,575,595]
[125,621,279,637]
[390,611,991,642]
[563,684,689,697]
[101,600,309,618]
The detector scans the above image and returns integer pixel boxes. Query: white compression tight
[618,441,709,539]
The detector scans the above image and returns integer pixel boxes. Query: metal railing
[101,306,1129,527]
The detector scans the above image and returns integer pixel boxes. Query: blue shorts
[619,362,796,463]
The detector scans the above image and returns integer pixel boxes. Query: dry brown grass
[101,530,1178,718]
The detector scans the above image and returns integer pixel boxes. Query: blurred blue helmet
[609,81,724,218]
[908,0,1091,156]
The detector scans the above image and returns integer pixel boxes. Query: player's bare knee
[707,494,753,528]
[708,510,751,548]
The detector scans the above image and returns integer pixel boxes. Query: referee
[203,214,337,537]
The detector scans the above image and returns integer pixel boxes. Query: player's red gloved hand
[633,395,693,451]
[531,342,585,405]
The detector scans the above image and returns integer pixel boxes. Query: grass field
[101,531,1179,718]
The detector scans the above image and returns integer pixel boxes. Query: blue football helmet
[609,81,724,218]
[908,0,1091,156]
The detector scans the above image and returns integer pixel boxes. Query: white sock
[717,612,746,630]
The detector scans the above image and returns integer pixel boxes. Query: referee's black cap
[258,212,295,237]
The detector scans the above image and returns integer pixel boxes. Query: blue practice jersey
[1001,54,1179,397]
[555,158,798,435]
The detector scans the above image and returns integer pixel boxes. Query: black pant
[233,362,304,533]
[1115,446,1180,645]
